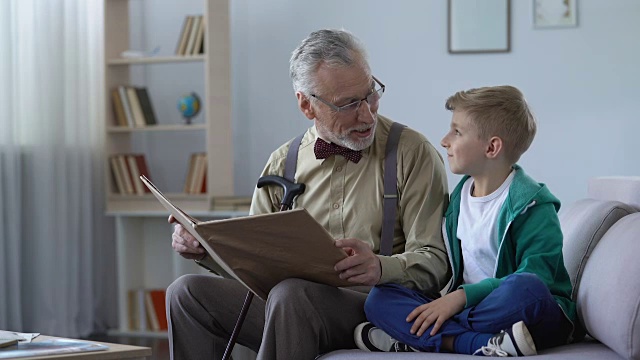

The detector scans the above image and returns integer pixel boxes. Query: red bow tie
[314,138,362,163]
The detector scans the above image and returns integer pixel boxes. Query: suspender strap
[380,122,406,256]
[284,133,305,182]
[283,124,404,257]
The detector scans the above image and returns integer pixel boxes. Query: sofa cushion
[318,340,623,359]
[577,213,640,360]
[559,199,636,301]
[588,176,640,210]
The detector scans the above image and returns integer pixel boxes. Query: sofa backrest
[559,199,635,301]
[577,213,640,360]
[561,176,640,360]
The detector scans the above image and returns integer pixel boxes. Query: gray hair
[289,29,370,96]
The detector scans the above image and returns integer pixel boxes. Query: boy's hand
[406,289,466,336]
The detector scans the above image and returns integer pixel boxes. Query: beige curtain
[0,0,117,337]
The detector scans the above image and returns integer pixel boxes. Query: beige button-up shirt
[250,115,450,295]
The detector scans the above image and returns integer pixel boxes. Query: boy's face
[440,111,489,175]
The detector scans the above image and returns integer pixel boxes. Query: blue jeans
[365,273,573,354]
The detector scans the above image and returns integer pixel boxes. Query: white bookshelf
[103,0,246,340]
[103,0,234,214]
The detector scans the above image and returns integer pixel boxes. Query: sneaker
[354,322,417,352]
[474,321,537,357]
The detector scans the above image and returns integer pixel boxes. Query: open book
[140,175,351,300]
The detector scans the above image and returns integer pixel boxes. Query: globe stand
[183,116,194,125]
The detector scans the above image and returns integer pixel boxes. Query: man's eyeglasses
[310,76,385,114]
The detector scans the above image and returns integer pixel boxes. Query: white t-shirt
[457,171,515,285]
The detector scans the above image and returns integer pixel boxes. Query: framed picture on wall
[448,0,511,54]
[534,0,578,28]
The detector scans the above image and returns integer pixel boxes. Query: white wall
[229,0,640,206]
[134,1,640,205]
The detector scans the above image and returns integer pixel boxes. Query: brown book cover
[110,156,125,194]
[111,89,128,127]
[134,155,151,193]
[183,153,197,193]
[126,155,144,195]
[140,176,351,300]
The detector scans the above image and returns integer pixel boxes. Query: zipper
[442,218,456,293]
[492,200,536,276]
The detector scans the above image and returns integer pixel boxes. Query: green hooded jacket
[443,165,577,334]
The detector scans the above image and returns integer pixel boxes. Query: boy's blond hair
[445,85,537,164]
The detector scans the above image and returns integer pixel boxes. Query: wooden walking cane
[222,175,305,360]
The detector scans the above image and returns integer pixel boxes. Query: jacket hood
[445,165,560,219]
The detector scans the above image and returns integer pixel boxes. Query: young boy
[354,86,578,356]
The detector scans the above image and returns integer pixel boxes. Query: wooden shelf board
[107,124,206,133]
[108,55,205,65]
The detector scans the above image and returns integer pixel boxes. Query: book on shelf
[110,154,151,195]
[126,87,147,127]
[184,153,207,194]
[175,15,204,56]
[111,86,157,127]
[140,175,352,300]
[148,289,168,331]
[110,156,126,195]
[110,89,128,127]
[184,15,202,56]
[211,196,252,211]
[135,87,157,125]
[126,288,167,332]
[116,155,135,194]
[175,15,194,56]
[117,86,135,127]
[192,15,205,55]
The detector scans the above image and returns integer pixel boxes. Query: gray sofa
[320,177,640,360]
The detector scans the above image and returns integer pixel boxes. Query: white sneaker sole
[512,321,537,356]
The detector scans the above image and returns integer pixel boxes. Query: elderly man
[167,29,449,360]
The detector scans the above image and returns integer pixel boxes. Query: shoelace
[392,342,416,352]
[475,331,509,357]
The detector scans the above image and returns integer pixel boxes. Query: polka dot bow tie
[314,138,362,164]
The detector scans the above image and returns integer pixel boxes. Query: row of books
[127,288,167,332]
[211,196,252,211]
[110,154,152,195]
[175,15,205,56]
[111,86,157,128]
[184,153,207,194]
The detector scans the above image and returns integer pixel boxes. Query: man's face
[299,63,379,151]
[440,111,488,176]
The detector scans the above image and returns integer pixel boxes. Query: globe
[177,92,201,124]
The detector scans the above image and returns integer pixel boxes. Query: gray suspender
[380,122,405,256]
[284,133,305,182]
[284,122,405,256]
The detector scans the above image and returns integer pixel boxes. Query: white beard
[316,114,378,151]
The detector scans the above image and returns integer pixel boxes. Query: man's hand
[168,215,206,260]
[334,238,381,285]
[406,289,466,336]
